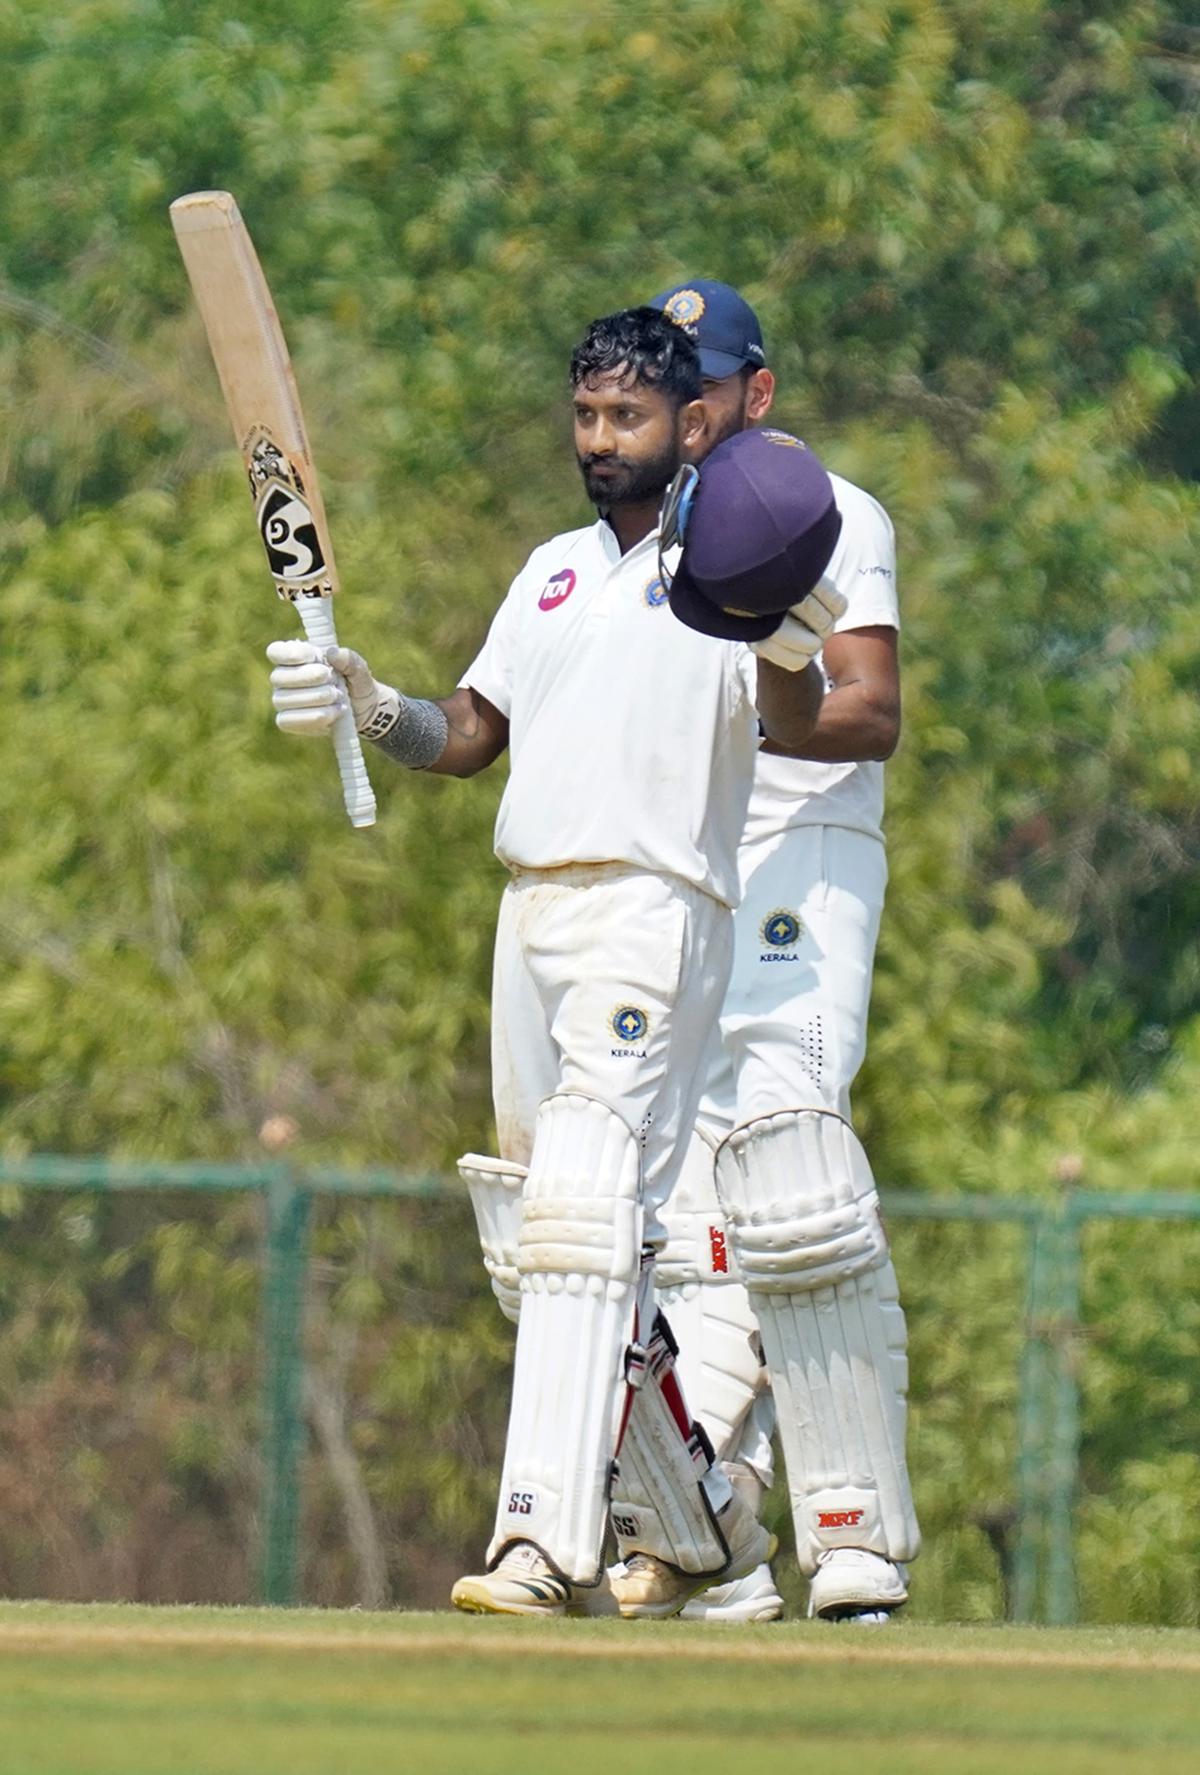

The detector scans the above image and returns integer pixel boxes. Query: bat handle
[295,597,377,829]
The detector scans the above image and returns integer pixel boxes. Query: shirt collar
[595,516,660,566]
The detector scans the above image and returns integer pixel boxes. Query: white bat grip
[295,599,377,829]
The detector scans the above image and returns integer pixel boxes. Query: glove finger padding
[266,637,392,737]
[270,659,340,690]
[272,682,344,710]
[751,578,850,672]
[793,580,848,637]
[266,640,324,666]
[267,638,346,732]
[268,641,348,732]
[275,702,347,735]
[752,612,825,671]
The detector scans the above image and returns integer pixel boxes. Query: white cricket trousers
[700,823,887,1133]
[676,824,888,1484]
[490,863,733,1236]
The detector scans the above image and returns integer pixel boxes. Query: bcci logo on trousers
[610,1005,649,1056]
[760,908,803,962]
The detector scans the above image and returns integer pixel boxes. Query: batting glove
[750,580,849,671]
[267,641,401,738]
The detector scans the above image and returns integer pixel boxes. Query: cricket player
[265,307,848,1616]
[645,280,920,1624]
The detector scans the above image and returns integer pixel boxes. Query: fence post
[1012,1209,1050,1622]
[260,1167,312,1605]
[1012,1179,1083,1624]
[1044,1192,1082,1625]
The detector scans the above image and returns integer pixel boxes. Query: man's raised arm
[754,656,826,755]
[267,642,509,779]
[762,626,900,763]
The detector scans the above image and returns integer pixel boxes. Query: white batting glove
[267,641,401,739]
[751,579,849,671]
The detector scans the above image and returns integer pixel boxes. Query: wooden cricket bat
[169,189,376,829]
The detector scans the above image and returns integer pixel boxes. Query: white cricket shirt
[742,473,899,849]
[463,519,759,908]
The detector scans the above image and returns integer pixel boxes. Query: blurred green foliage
[0,0,1197,1617]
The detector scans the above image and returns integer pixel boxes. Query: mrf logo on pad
[818,1509,865,1529]
[709,1226,729,1275]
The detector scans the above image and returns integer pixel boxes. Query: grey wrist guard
[369,696,449,770]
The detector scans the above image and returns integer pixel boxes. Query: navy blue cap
[648,279,767,380]
[667,428,842,643]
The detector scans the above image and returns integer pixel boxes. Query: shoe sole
[451,1578,573,1618]
[812,1594,908,1620]
[679,1597,785,1623]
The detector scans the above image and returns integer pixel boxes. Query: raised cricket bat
[169,189,376,829]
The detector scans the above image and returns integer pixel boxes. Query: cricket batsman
[265,307,848,1616]
[465,282,918,1625]
[649,280,918,1624]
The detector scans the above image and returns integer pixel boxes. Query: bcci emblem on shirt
[610,1004,649,1056]
[760,908,803,962]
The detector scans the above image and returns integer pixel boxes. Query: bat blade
[170,189,376,829]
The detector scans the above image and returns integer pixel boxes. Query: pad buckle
[625,1342,649,1391]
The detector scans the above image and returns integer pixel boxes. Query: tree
[0,0,1196,1617]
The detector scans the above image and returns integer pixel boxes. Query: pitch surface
[0,1603,1197,1773]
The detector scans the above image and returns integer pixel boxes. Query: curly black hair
[569,306,702,406]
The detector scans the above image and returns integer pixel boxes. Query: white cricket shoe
[679,1561,785,1623]
[611,1488,778,1621]
[451,1542,580,1617]
[807,1548,908,1621]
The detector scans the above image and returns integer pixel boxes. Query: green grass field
[1,1603,1198,1774]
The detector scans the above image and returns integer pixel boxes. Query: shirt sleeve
[459,574,524,716]
[733,642,758,707]
[827,489,899,635]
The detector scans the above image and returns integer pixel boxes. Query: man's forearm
[423,686,510,777]
[762,680,900,763]
[754,658,825,754]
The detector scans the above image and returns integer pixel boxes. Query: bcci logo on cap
[760,429,806,450]
[662,288,706,333]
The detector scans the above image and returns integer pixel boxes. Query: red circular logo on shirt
[538,569,576,611]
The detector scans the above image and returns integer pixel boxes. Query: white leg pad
[654,1128,764,1464]
[609,1286,733,1576]
[654,1127,740,1292]
[489,1093,642,1584]
[656,1280,765,1465]
[458,1152,527,1325]
[716,1109,920,1576]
